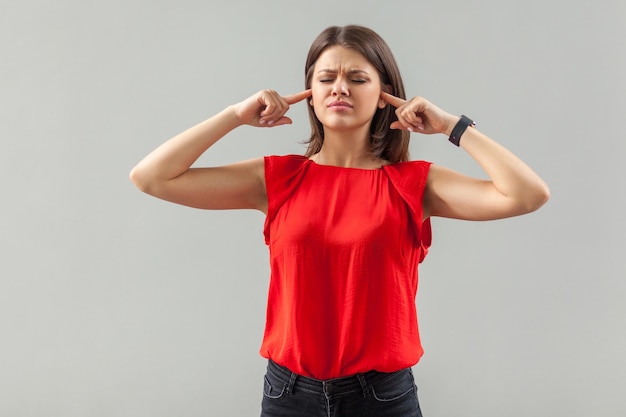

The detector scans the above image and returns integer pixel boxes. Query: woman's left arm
[381,92,550,221]
[424,126,550,220]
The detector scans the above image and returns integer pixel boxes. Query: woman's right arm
[129,89,311,212]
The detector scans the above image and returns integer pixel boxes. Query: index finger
[283,89,312,105]
[380,91,407,108]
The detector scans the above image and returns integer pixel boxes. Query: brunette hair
[304,25,410,163]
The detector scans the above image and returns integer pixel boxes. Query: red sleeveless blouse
[260,155,432,380]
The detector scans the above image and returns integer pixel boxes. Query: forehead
[314,45,375,73]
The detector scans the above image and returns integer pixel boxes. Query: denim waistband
[266,359,411,397]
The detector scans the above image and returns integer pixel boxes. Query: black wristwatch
[448,115,475,147]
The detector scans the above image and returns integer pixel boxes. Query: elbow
[534,180,551,209]
[129,166,142,189]
[129,165,154,194]
[539,183,551,206]
[522,181,550,214]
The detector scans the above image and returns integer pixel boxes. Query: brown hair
[304,25,410,163]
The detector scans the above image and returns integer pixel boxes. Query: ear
[309,99,314,106]
[379,84,392,108]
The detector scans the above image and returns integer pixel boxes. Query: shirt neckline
[306,157,389,171]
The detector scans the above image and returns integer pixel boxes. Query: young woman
[130,25,549,417]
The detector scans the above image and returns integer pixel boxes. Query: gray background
[1,0,624,416]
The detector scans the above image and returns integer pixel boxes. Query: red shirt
[260,155,432,380]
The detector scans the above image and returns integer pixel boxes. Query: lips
[328,100,353,108]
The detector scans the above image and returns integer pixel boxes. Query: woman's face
[310,46,386,134]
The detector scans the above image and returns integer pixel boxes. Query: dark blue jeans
[260,360,424,417]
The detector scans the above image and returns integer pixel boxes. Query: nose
[331,77,349,97]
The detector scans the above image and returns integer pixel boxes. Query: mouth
[327,100,353,109]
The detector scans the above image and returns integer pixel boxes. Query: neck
[312,129,381,169]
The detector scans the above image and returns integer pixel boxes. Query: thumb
[267,116,293,127]
[389,121,405,130]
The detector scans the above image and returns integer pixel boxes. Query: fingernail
[408,127,414,132]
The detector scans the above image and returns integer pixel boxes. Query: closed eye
[318,78,367,84]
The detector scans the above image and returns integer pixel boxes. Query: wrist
[224,105,245,128]
[443,115,461,136]
[448,115,475,147]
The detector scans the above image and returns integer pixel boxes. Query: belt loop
[285,371,297,395]
[357,374,370,398]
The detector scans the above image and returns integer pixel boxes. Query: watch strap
[448,115,475,147]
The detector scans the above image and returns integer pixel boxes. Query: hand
[380,92,459,135]
[232,89,312,127]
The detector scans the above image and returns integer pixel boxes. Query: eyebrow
[316,69,370,75]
